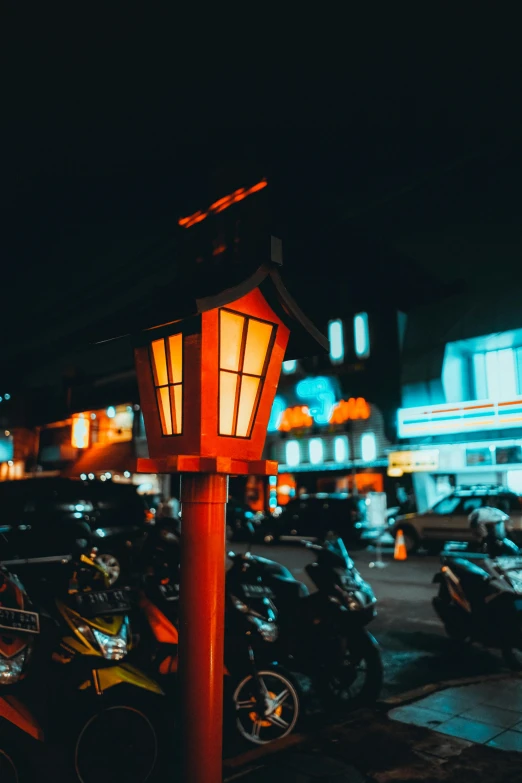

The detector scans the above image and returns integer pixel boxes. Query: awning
[63,441,138,477]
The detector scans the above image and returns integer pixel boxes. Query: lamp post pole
[178,472,228,783]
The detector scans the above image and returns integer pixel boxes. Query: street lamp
[102,233,326,781]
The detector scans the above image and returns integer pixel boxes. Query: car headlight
[0,649,27,684]
[92,618,130,661]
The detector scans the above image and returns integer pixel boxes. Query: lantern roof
[97,256,328,361]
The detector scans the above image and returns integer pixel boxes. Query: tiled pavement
[389,677,522,752]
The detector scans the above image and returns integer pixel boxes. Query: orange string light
[178,179,267,228]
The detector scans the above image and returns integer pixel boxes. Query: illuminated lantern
[134,262,327,476]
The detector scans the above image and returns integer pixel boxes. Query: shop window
[282,360,297,374]
[472,348,521,401]
[328,319,344,364]
[334,436,348,463]
[361,432,376,462]
[507,471,522,495]
[93,405,134,445]
[354,313,370,359]
[285,440,300,467]
[309,438,324,465]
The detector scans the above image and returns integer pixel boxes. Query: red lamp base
[137,456,278,476]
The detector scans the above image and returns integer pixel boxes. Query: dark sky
[3,15,522,384]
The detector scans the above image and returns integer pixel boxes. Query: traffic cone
[394,529,408,561]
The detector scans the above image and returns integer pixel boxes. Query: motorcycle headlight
[92,618,130,661]
[249,616,279,643]
[0,649,27,685]
[345,591,369,611]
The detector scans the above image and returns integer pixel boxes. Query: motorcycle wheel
[321,629,383,709]
[502,647,522,671]
[74,705,158,783]
[233,669,300,745]
[0,750,18,783]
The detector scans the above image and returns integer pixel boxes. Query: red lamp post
[131,257,326,782]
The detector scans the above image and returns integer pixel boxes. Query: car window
[461,498,483,514]
[432,496,460,515]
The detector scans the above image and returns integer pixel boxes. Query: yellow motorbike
[1,549,164,783]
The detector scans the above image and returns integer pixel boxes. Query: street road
[228,540,512,698]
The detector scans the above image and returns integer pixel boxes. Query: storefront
[264,375,391,511]
[392,397,522,512]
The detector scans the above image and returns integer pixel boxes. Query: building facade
[392,286,522,512]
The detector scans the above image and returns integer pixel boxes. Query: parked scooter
[433,506,522,669]
[0,530,164,783]
[0,564,41,783]
[227,534,383,708]
[134,519,301,745]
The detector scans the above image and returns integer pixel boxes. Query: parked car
[259,493,379,546]
[0,477,154,584]
[388,484,522,554]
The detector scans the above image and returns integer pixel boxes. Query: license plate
[242,584,274,599]
[73,588,133,618]
[0,606,40,634]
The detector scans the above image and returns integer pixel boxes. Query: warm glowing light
[178,179,268,229]
[278,406,313,432]
[218,308,275,438]
[150,334,183,435]
[276,397,370,431]
[72,414,90,449]
[329,398,371,424]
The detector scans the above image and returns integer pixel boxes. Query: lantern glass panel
[151,334,183,435]
[218,308,276,438]
[243,319,274,375]
[219,310,245,372]
[219,371,239,436]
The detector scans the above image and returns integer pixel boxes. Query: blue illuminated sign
[296,377,336,425]
[268,396,286,432]
[398,396,522,438]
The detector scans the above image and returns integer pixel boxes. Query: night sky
[3,16,522,386]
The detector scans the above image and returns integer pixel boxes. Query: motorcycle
[0,540,164,783]
[433,540,522,670]
[226,534,383,709]
[134,520,301,746]
[0,563,41,783]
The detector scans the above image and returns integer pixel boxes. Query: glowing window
[150,333,183,435]
[309,438,324,465]
[328,319,344,364]
[71,414,90,449]
[354,312,370,358]
[219,309,276,438]
[334,435,348,463]
[282,359,297,374]
[361,432,377,462]
[285,440,300,467]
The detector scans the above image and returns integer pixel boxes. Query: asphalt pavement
[228,540,514,698]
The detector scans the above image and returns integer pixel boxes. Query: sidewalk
[224,675,522,783]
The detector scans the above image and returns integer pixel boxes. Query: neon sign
[398,396,522,438]
[268,396,287,432]
[279,406,313,432]
[178,180,268,229]
[329,397,370,423]
[296,377,337,425]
